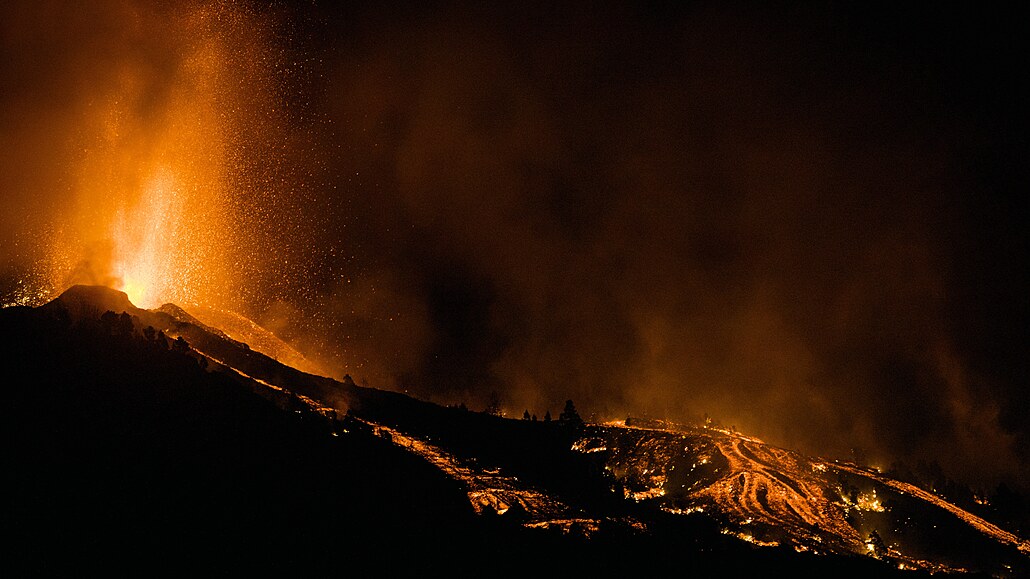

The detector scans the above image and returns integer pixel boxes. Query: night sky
[1,1,1026,490]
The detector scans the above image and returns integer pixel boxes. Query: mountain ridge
[4,284,1027,575]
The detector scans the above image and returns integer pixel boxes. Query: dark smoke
[2,2,1027,490]
[297,2,1028,489]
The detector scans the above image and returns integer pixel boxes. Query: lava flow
[581,419,1030,573]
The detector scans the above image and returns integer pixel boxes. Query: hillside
[4,286,1025,575]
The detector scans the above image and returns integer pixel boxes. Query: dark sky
[1,1,1027,489]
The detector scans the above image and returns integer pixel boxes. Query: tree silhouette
[99,311,118,334]
[559,399,582,425]
[544,410,551,422]
[866,530,886,557]
[172,336,189,353]
[484,391,502,416]
[522,410,531,420]
[117,312,133,336]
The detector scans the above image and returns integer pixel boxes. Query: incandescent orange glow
[36,2,281,314]
[111,168,186,307]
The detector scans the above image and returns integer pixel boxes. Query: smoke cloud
[2,2,1026,490]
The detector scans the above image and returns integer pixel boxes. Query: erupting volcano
[4,1,310,322]
[3,284,1028,575]
[2,0,1028,575]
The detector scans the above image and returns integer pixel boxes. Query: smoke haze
[1,1,1026,490]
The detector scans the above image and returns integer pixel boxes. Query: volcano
[2,285,1027,575]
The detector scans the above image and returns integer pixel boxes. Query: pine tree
[559,399,582,425]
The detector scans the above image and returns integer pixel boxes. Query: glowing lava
[20,1,291,317]
[111,168,183,308]
[582,420,1030,574]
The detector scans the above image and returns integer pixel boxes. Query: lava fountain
[20,1,292,314]
[111,167,188,308]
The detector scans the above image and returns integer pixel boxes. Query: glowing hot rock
[120,277,149,309]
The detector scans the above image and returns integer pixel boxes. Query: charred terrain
[3,286,1028,575]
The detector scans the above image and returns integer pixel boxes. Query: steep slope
[0,300,482,574]
[6,285,1027,575]
[40,285,348,410]
[2,286,903,575]
[165,303,326,376]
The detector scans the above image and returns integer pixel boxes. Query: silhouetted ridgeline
[0,289,924,575]
[1,302,481,574]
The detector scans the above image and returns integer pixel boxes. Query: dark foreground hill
[0,287,995,575]
[2,303,487,574]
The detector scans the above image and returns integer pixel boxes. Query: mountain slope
[587,420,1029,573]
[4,285,1026,575]
[1,298,483,574]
